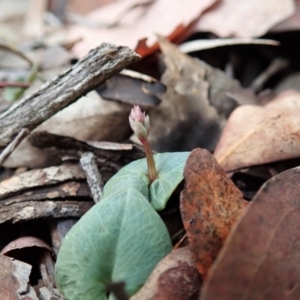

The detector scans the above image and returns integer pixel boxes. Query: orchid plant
[55,106,189,300]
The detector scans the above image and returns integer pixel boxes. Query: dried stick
[251,58,288,93]
[0,43,140,148]
[80,152,104,203]
[0,128,30,166]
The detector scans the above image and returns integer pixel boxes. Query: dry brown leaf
[97,69,165,107]
[196,0,295,37]
[68,0,217,58]
[214,90,300,172]
[1,236,54,256]
[131,247,201,300]
[180,149,246,278]
[148,38,232,152]
[200,166,300,300]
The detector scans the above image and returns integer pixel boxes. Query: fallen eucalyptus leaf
[180,149,246,278]
[200,166,300,300]
[214,90,300,171]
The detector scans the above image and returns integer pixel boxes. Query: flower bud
[129,106,150,142]
[129,105,157,182]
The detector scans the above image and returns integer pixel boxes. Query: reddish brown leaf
[200,166,300,300]
[180,148,247,278]
[214,91,300,172]
[131,247,201,300]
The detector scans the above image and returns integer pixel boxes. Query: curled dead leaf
[1,236,54,257]
[180,148,247,278]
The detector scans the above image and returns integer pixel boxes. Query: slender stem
[142,140,157,182]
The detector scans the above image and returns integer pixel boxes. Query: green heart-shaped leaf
[55,152,189,299]
[104,152,190,210]
[55,188,171,299]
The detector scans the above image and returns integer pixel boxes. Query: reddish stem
[142,140,157,182]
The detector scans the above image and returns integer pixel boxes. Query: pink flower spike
[129,106,150,141]
[130,105,145,123]
[128,105,157,182]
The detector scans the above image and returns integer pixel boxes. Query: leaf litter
[180,148,247,278]
[2,0,300,299]
[214,90,300,172]
[200,166,300,300]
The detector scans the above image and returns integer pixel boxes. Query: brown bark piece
[29,131,145,165]
[1,181,91,205]
[0,164,85,199]
[0,254,38,299]
[180,148,246,278]
[0,43,140,148]
[200,166,300,300]
[0,200,92,224]
[131,247,201,300]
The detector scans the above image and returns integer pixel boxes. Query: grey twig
[251,58,288,93]
[0,128,30,166]
[0,43,140,148]
[80,152,104,203]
